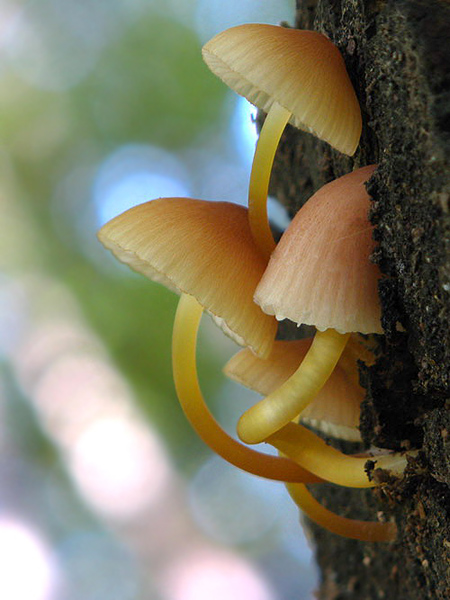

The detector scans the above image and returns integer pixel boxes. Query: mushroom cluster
[98,23,415,543]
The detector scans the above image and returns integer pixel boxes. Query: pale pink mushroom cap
[254,165,382,334]
[98,198,277,357]
[202,24,362,155]
[224,338,363,441]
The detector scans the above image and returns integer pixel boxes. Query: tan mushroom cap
[225,338,363,441]
[254,165,382,334]
[98,198,277,358]
[202,24,362,156]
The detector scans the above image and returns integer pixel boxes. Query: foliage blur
[0,1,318,599]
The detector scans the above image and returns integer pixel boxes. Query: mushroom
[237,165,381,445]
[202,24,362,258]
[98,197,317,483]
[224,336,368,442]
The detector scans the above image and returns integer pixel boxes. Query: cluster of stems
[170,103,406,542]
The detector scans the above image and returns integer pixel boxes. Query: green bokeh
[72,14,226,148]
[1,7,229,467]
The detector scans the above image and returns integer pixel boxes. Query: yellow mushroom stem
[248,101,291,260]
[237,328,350,444]
[172,292,320,483]
[285,482,397,542]
[268,422,412,488]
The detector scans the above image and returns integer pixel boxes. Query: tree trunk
[269,1,450,597]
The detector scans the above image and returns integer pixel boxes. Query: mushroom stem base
[249,101,291,260]
[172,292,319,483]
[268,422,411,488]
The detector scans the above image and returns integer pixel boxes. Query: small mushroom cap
[254,165,382,334]
[224,338,363,441]
[98,198,277,357]
[202,24,362,156]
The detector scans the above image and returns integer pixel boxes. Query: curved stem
[286,483,397,542]
[249,101,291,260]
[237,329,350,444]
[172,293,320,483]
[268,422,412,488]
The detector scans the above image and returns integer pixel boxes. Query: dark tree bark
[269,1,450,598]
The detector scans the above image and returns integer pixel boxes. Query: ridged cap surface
[203,24,362,155]
[98,198,277,357]
[254,165,382,334]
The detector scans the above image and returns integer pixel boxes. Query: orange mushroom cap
[98,198,277,357]
[202,24,362,155]
[254,165,382,334]
[225,338,364,441]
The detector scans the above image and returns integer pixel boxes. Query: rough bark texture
[269,1,450,598]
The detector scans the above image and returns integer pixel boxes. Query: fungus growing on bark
[202,24,362,257]
[237,165,381,445]
[225,336,366,442]
[98,197,317,483]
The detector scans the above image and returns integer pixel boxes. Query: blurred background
[0,0,319,598]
